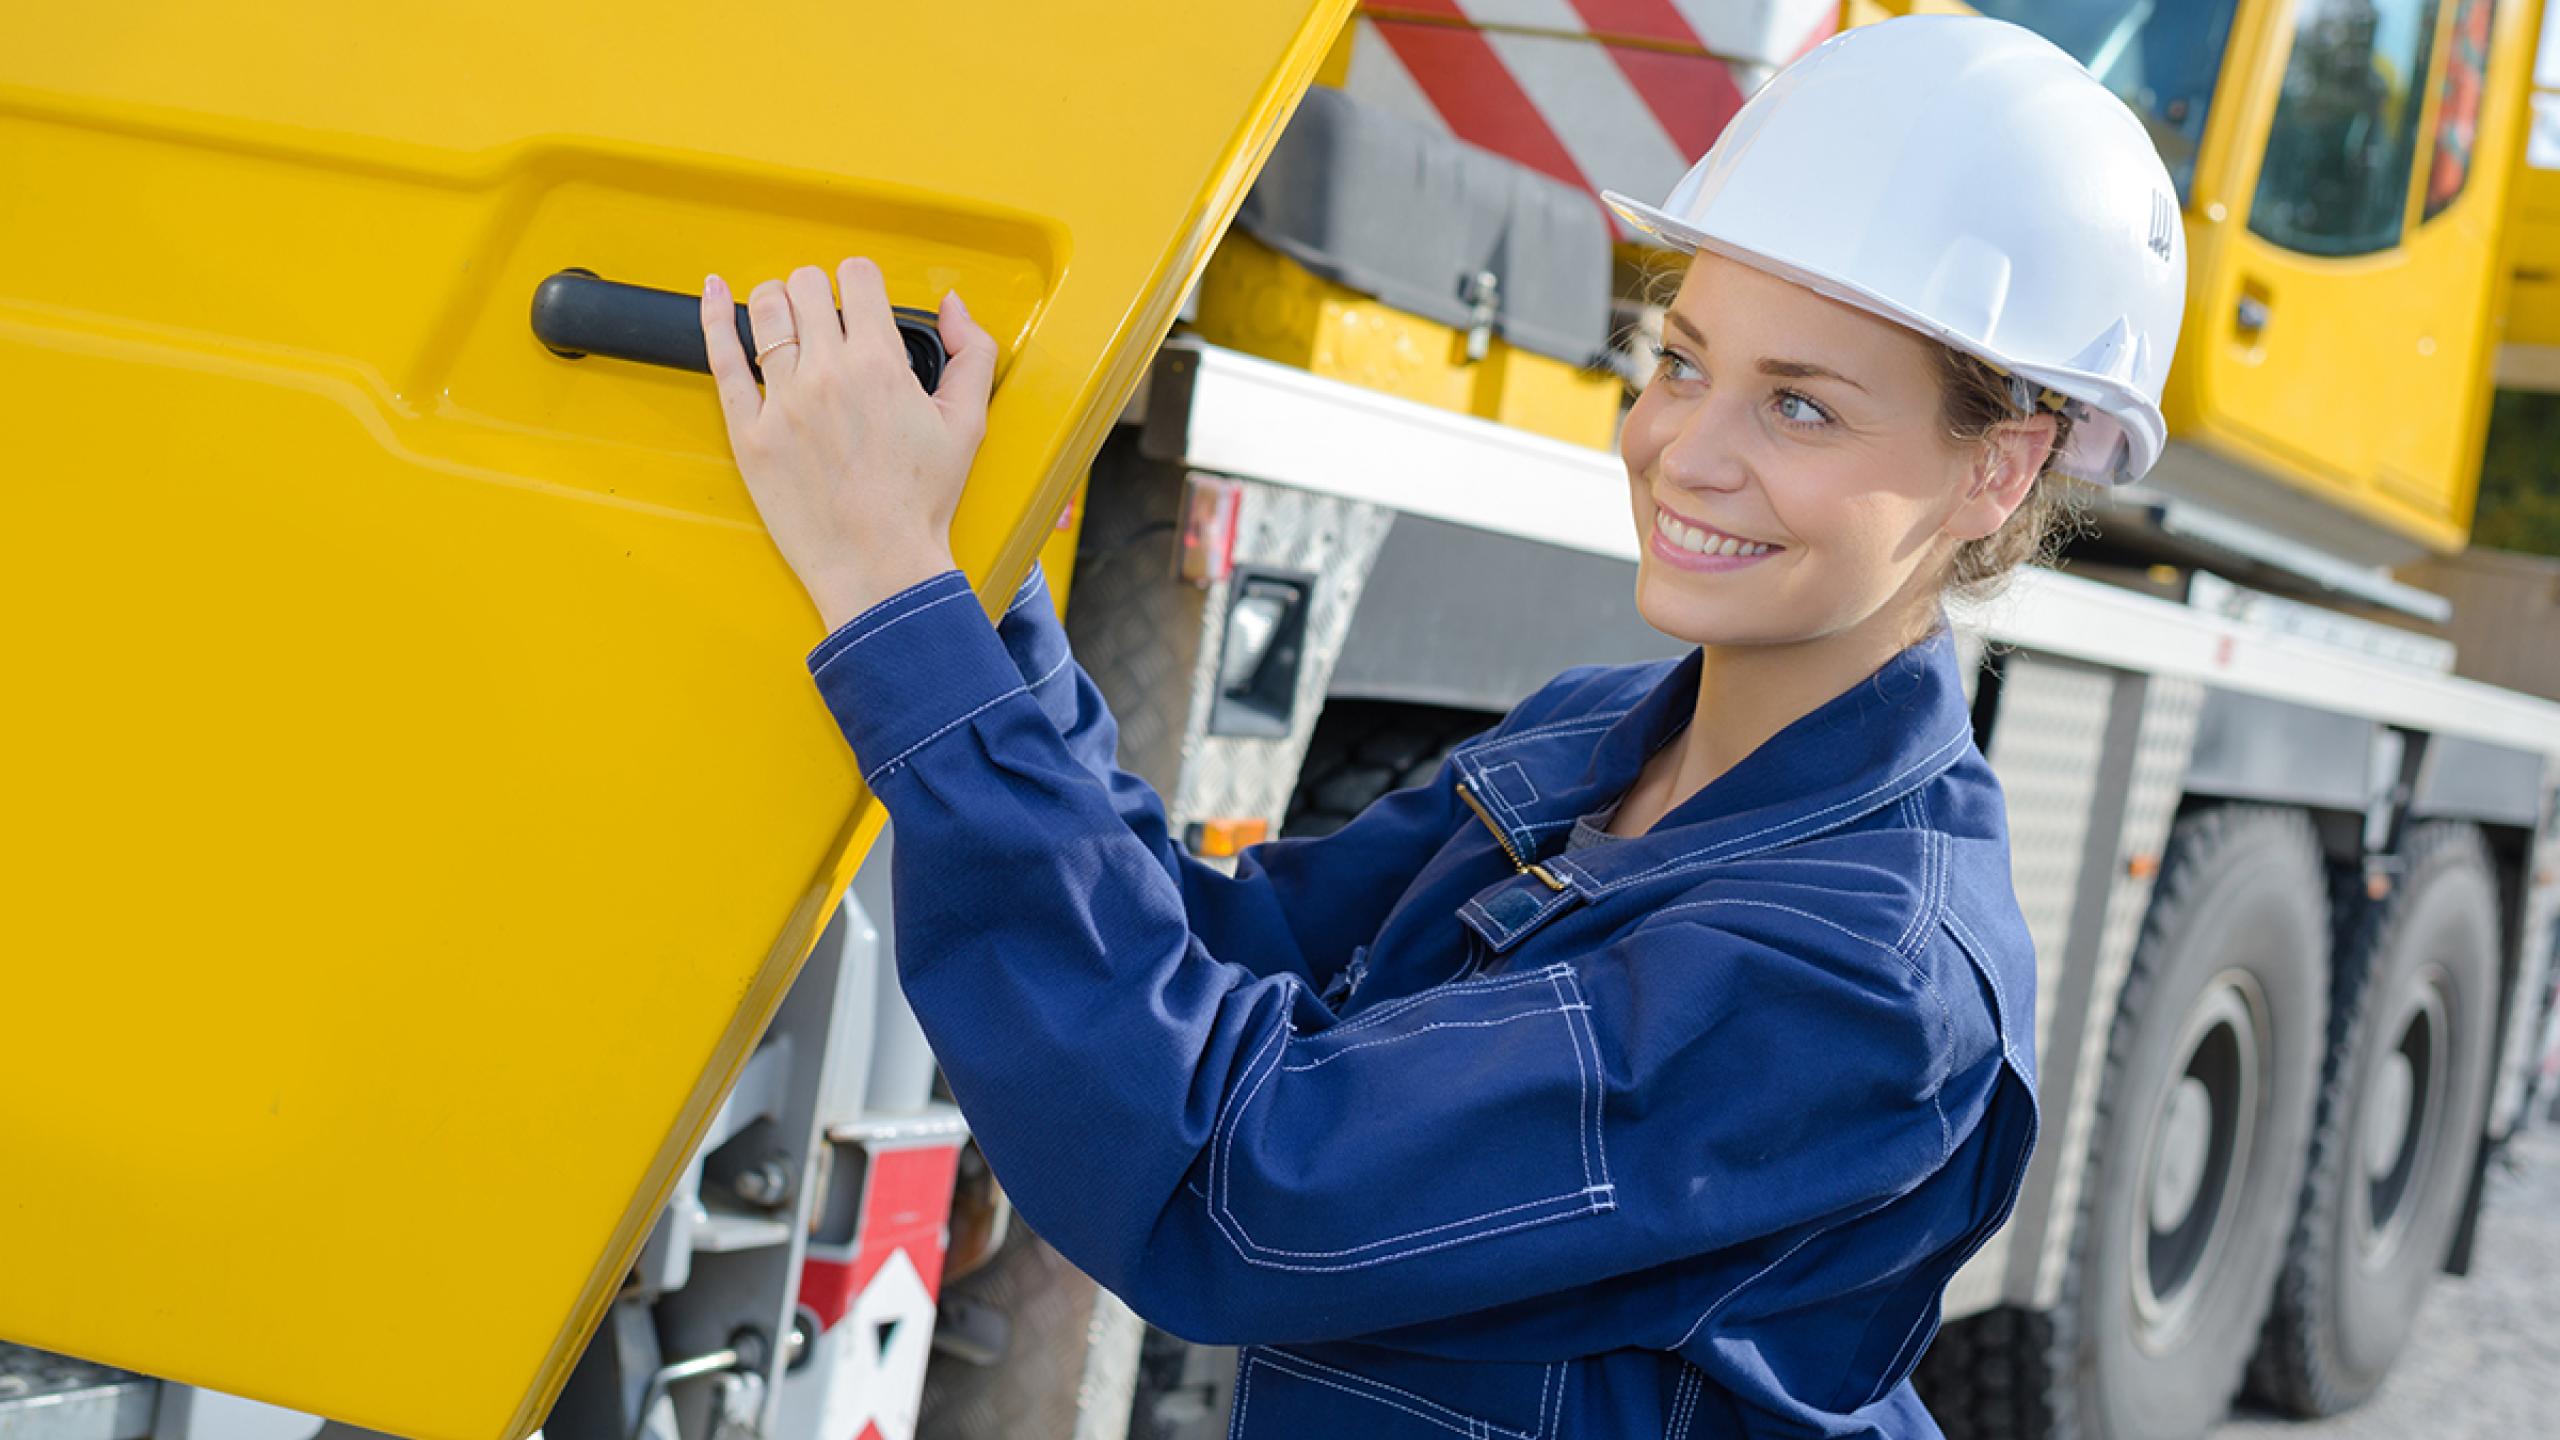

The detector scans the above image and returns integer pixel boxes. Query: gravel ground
[2210,1116,2560,1438]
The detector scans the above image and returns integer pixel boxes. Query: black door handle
[530,269,946,394]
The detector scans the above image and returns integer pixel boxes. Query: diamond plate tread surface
[2025,671,2200,1308]
[1167,482,1393,836]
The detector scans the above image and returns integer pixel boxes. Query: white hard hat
[1603,15,2186,486]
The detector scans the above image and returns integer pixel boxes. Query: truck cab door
[2499,0,2560,386]
[2167,0,2542,557]
[0,5,1352,1439]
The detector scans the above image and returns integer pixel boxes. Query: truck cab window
[2422,0,2497,220]
[2251,0,2445,255]
[1973,0,2242,200]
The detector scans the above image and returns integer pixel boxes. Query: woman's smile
[1648,501,1784,573]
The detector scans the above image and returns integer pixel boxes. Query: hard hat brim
[1602,189,2163,487]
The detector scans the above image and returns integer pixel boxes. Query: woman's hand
[699,259,998,630]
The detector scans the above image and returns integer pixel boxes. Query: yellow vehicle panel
[2500,4,2560,384]
[0,3,1351,1438]
[2168,0,2541,553]
[1190,233,1624,449]
[2509,156,2560,379]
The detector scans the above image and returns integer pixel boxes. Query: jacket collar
[1451,620,1976,906]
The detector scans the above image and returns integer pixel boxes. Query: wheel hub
[2151,1078,2214,1230]
[2363,1054,2413,1184]
[2358,968,2449,1266]
[2132,973,2265,1349]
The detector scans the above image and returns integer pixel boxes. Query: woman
[694,15,2182,1436]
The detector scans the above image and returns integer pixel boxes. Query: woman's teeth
[1655,510,1774,556]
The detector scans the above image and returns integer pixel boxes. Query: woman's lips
[1650,525,1779,572]
[1649,505,1782,573]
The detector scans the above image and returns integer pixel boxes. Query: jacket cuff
[806,569,1026,785]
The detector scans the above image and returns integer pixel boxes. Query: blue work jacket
[808,564,2040,1438]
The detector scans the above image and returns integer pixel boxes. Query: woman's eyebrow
[1663,309,1871,394]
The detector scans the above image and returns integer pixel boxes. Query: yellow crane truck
[6,4,2560,1440]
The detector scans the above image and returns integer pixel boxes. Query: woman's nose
[1657,393,1754,495]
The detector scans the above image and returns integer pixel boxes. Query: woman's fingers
[699,276,762,433]
[783,265,845,359]
[834,257,901,376]
[933,290,997,444]
[746,280,800,385]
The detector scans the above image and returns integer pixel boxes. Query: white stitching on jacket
[1203,996,1612,1267]
[1229,1351,1254,1440]
[1589,728,1970,892]
[812,587,976,678]
[861,683,1028,784]
[1551,968,1611,1189]
[1250,1349,1537,1439]
[1003,566,1046,616]
[1205,1194,1612,1274]
[807,570,967,668]
[1278,1005,1589,1071]
[1666,1364,1701,1440]
[1457,707,1633,757]
[1319,967,1564,1039]
[1944,909,2028,1072]
[1550,969,1594,1192]
[1460,883,1577,945]
[1671,1227,1826,1349]
[1024,648,1073,692]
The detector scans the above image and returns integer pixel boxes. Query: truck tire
[2244,822,2503,1416]
[1908,1305,2072,1440]
[1916,805,2329,1440]
[1281,701,1493,838]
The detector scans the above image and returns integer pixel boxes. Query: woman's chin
[1635,568,1784,649]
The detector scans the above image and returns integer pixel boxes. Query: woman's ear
[1945,412,2056,542]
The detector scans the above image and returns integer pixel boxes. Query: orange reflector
[2125,852,2161,879]
[1189,816,1269,857]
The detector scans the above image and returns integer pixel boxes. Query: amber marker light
[1188,817,1270,857]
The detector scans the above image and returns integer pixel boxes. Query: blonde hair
[1928,345,2091,604]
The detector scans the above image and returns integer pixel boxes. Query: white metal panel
[1959,570,2560,757]
[1161,339,1636,563]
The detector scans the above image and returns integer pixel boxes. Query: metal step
[0,1344,157,1440]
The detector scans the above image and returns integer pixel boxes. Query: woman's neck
[1610,600,1939,838]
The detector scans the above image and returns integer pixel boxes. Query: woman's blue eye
[1647,342,1702,383]
[1774,390,1835,428]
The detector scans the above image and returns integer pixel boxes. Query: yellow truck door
[2168,0,2542,554]
[2501,0,2560,384]
[0,4,1352,1439]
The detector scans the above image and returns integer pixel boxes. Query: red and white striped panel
[1343,1,1838,231]
[778,1140,964,1440]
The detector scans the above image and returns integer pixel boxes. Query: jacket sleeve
[810,569,1956,1347]
[975,562,1469,991]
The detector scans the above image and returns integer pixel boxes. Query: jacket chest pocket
[1230,1345,1566,1440]
[1210,964,1614,1270]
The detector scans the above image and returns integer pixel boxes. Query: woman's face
[1619,250,2038,652]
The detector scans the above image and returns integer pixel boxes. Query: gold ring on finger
[754,336,801,365]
